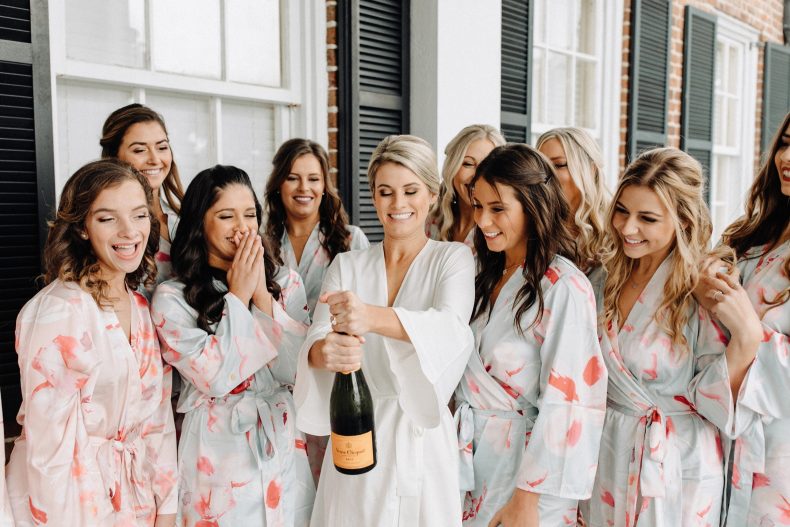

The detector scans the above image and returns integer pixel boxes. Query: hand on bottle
[227,230,263,306]
[309,331,365,372]
[320,290,372,336]
[488,489,540,527]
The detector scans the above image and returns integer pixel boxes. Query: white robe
[294,240,475,527]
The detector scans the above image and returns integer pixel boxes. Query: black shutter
[0,0,30,43]
[500,0,533,143]
[762,43,790,154]
[680,6,717,202]
[627,0,672,161]
[338,0,409,242]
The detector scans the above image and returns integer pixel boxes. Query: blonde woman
[536,127,610,278]
[587,148,741,527]
[295,135,475,526]
[427,125,506,251]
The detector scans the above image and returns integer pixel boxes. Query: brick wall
[619,0,785,173]
[327,0,339,183]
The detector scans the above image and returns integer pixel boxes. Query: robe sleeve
[735,322,789,420]
[151,282,281,397]
[515,274,608,499]
[349,225,370,251]
[259,268,309,386]
[15,293,103,524]
[0,398,12,526]
[385,244,475,429]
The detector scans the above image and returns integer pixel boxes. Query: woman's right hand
[308,331,365,372]
[227,230,263,306]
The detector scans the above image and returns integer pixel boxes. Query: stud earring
[80,232,88,240]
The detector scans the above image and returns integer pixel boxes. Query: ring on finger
[330,315,337,326]
[713,290,724,302]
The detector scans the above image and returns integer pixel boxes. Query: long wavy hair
[100,103,185,215]
[43,159,160,306]
[470,143,576,334]
[602,148,712,349]
[429,125,506,240]
[264,138,351,265]
[171,165,282,332]
[722,111,790,308]
[536,127,610,272]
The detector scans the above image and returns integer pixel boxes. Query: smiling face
[116,121,173,192]
[612,184,676,261]
[774,123,790,197]
[203,184,259,269]
[84,179,151,285]
[538,137,581,214]
[279,153,325,222]
[472,178,528,256]
[452,138,496,208]
[373,162,437,240]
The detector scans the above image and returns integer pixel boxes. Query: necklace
[502,261,521,276]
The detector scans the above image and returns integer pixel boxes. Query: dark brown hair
[100,103,185,215]
[44,159,160,306]
[264,139,351,263]
[470,143,577,333]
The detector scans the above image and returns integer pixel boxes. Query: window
[710,16,758,241]
[530,0,623,183]
[50,0,325,194]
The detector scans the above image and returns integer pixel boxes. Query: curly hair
[43,159,160,307]
[602,148,712,350]
[100,103,185,215]
[470,143,577,334]
[722,111,790,308]
[536,127,611,272]
[428,125,506,240]
[264,138,352,265]
[172,165,282,332]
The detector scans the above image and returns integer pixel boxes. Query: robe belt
[91,433,152,514]
[607,399,693,523]
[229,386,294,468]
[454,401,539,492]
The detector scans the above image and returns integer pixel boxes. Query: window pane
[534,0,546,45]
[151,0,221,79]
[66,0,145,68]
[574,59,597,128]
[145,91,213,186]
[57,81,135,185]
[221,100,276,193]
[547,0,572,50]
[547,52,571,125]
[226,0,281,86]
[714,42,725,91]
[532,48,546,123]
[727,45,740,94]
[576,0,597,54]
[726,98,738,147]
[714,94,726,145]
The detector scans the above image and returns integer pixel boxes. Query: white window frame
[47,0,327,187]
[530,0,623,189]
[710,12,758,241]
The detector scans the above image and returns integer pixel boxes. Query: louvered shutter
[762,43,790,154]
[680,6,716,203]
[500,0,533,143]
[627,0,672,161]
[338,0,409,242]
[0,0,30,43]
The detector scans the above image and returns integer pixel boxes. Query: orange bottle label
[331,431,374,469]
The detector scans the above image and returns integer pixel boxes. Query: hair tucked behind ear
[470,143,576,334]
[171,164,281,332]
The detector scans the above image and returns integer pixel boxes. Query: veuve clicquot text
[330,366,377,475]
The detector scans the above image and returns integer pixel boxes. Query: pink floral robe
[0,396,13,526]
[6,279,177,526]
[455,255,607,526]
[587,256,730,527]
[151,267,314,526]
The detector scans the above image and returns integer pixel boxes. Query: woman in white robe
[455,143,607,526]
[294,135,475,527]
[152,165,314,526]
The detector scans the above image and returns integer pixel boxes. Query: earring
[80,232,88,240]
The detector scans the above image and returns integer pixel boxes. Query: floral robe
[294,240,476,527]
[6,280,177,526]
[697,241,790,526]
[455,255,607,526]
[151,267,314,526]
[587,257,730,527]
[0,397,13,526]
[154,198,179,287]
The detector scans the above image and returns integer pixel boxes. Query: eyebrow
[128,139,168,147]
[615,201,662,217]
[93,205,148,214]
[377,183,420,189]
[215,207,256,213]
[289,171,322,176]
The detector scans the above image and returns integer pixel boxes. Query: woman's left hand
[487,489,540,527]
[704,268,763,346]
[320,290,373,336]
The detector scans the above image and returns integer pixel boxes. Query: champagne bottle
[330,361,377,475]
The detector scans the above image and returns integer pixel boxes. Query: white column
[410,0,502,167]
